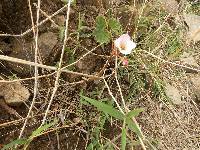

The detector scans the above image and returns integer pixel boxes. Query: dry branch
[0,54,100,79]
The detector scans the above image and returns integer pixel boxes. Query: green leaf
[2,139,27,150]
[61,0,76,5]
[121,121,127,150]
[86,143,94,150]
[126,118,142,137]
[126,108,144,119]
[125,109,144,138]
[93,29,111,44]
[93,16,111,44]
[64,47,71,52]
[108,18,122,34]
[80,98,90,106]
[30,121,56,139]
[95,16,107,30]
[80,90,90,105]
[80,95,124,120]
[59,26,65,41]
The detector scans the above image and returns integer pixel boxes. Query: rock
[7,32,58,75]
[38,31,58,63]
[180,52,199,67]
[54,15,65,27]
[160,0,179,15]
[76,54,98,74]
[0,82,30,106]
[184,14,200,43]
[190,75,200,101]
[165,84,184,105]
[7,39,35,75]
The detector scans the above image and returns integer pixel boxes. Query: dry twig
[0,54,101,79]
[0,5,68,37]
[41,0,72,126]
[18,0,41,139]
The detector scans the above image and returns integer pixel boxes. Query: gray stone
[165,84,184,105]
[0,82,30,106]
[38,31,58,63]
[7,32,58,75]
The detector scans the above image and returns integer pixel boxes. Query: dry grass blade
[142,50,200,72]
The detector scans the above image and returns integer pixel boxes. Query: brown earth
[0,0,200,150]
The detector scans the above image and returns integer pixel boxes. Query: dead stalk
[18,0,40,139]
[40,0,72,126]
[0,5,68,37]
[33,3,59,28]
[142,50,200,72]
[0,55,101,79]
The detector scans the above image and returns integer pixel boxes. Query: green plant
[80,94,144,149]
[2,120,56,150]
[93,16,122,44]
[61,0,76,5]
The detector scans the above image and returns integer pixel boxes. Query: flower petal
[114,37,122,49]
[119,40,136,55]
[114,34,136,55]
[126,40,136,50]
[119,34,131,42]
[114,34,131,49]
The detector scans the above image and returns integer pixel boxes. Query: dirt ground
[0,0,200,150]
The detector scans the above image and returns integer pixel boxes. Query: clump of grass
[186,1,200,15]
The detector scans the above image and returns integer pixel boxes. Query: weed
[2,120,57,149]
[93,15,122,44]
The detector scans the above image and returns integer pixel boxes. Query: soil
[0,0,200,150]
[0,1,111,149]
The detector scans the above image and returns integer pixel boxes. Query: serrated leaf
[2,139,27,150]
[108,18,122,34]
[93,16,111,44]
[93,29,111,44]
[95,16,107,30]
[126,108,144,119]
[80,95,124,120]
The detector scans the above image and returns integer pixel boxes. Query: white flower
[114,34,136,55]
